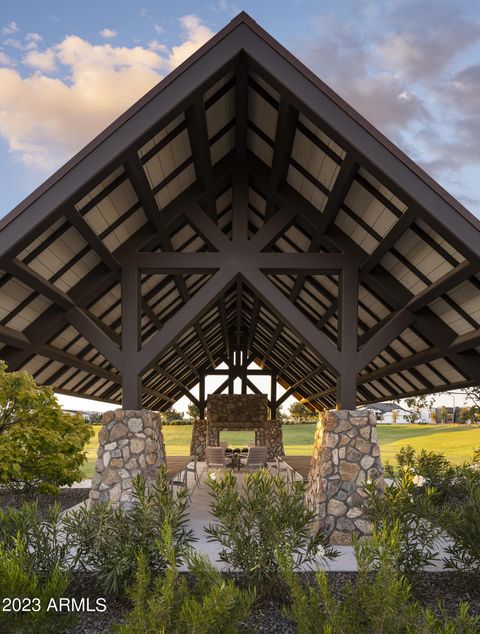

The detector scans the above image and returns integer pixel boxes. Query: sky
[0,0,479,412]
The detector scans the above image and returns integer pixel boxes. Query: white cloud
[23,48,57,72]
[3,38,22,50]
[0,16,215,171]
[99,28,118,40]
[2,21,18,36]
[166,15,214,70]
[0,51,14,66]
[154,24,164,35]
[25,32,44,50]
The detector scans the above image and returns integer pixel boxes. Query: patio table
[281,456,311,482]
[166,456,191,480]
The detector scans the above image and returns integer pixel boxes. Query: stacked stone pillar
[89,410,166,508]
[306,410,384,544]
[190,419,207,460]
[264,419,284,460]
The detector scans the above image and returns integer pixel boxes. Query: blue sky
[0,1,478,412]
[1,0,480,217]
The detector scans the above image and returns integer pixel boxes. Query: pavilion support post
[121,259,141,409]
[336,370,357,410]
[337,263,358,410]
[89,409,166,508]
[270,372,277,419]
[306,409,384,544]
[199,372,206,419]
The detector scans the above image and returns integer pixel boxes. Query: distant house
[359,402,412,424]
[433,406,461,423]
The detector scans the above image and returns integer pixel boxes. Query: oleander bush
[0,534,75,634]
[0,360,93,494]
[0,501,77,578]
[362,467,441,578]
[439,469,480,577]
[365,445,480,580]
[280,524,480,634]
[63,469,195,595]
[113,523,254,634]
[205,468,338,595]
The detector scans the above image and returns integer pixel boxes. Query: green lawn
[82,423,480,478]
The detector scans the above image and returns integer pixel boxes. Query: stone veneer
[207,393,268,428]
[89,409,166,508]
[189,396,285,461]
[305,410,384,545]
[264,419,284,461]
[190,419,207,460]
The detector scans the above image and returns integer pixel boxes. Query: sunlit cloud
[2,21,18,36]
[99,28,118,40]
[0,15,214,172]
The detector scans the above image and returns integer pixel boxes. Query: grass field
[82,423,480,478]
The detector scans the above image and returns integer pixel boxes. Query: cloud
[296,1,480,209]
[0,16,214,171]
[25,32,44,50]
[99,28,118,40]
[2,21,18,36]
[23,48,57,72]
[166,15,214,70]
[0,51,14,66]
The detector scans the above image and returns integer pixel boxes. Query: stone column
[264,420,284,460]
[255,428,266,447]
[206,424,220,447]
[190,419,207,460]
[89,409,166,508]
[305,410,384,545]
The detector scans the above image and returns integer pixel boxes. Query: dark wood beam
[136,267,237,375]
[241,267,341,370]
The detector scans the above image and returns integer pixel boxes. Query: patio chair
[170,467,191,501]
[186,455,200,485]
[276,456,291,481]
[240,446,268,471]
[205,446,231,468]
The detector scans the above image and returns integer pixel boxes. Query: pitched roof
[0,12,479,411]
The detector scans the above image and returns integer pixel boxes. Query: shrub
[281,523,480,634]
[283,524,424,634]
[362,467,441,578]
[63,469,195,595]
[0,361,93,493]
[205,468,337,595]
[0,501,77,577]
[440,470,480,577]
[392,446,459,505]
[113,522,254,634]
[0,534,74,634]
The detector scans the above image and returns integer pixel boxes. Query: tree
[459,407,472,423]
[0,361,93,493]
[187,403,200,421]
[404,395,435,424]
[164,408,184,423]
[288,402,311,423]
[439,405,448,423]
[464,386,480,409]
[85,411,103,424]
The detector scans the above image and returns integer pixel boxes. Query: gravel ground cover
[0,487,90,516]
[61,570,480,633]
